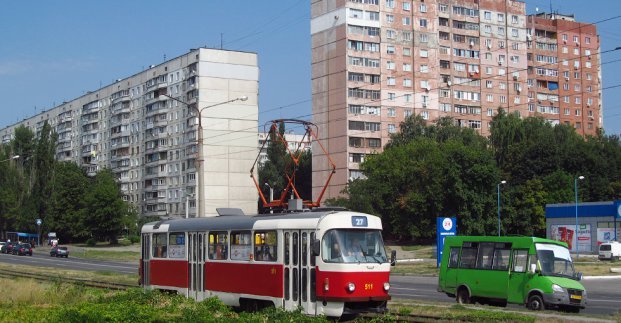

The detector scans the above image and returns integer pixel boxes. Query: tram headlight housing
[347,282,356,293]
[384,282,390,291]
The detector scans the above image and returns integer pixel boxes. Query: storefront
[545,200,621,254]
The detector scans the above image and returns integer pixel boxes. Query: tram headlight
[383,282,390,291]
[323,278,329,292]
[347,282,356,293]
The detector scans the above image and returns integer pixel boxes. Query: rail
[0,268,136,290]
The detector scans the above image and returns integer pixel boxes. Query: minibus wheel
[527,294,545,311]
[456,288,472,304]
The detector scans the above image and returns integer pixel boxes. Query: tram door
[188,232,206,300]
[141,233,150,287]
[283,230,316,314]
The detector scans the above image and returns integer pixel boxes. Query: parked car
[599,241,621,260]
[50,246,69,258]
[1,242,16,254]
[13,243,33,256]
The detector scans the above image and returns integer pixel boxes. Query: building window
[420,3,427,12]
[388,124,396,133]
[403,63,412,71]
[386,14,394,23]
[402,2,410,10]
[386,0,394,8]
[420,49,428,57]
[403,47,411,56]
[387,108,396,117]
[421,111,429,120]
[387,77,396,85]
[439,4,448,12]
[419,19,427,28]
[403,78,412,87]
[387,46,395,54]
[402,17,410,25]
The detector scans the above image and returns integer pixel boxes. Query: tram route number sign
[351,216,368,227]
[436,217,457,268]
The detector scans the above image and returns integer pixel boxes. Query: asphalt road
[0,250,136,275]
[1,251,618,317]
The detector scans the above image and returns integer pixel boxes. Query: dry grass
[74,249,140,262]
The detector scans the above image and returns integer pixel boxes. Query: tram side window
[231,231,252,261]
[459,242,478,269]
[208,231,228,260]
[254,231,277,261]
[448,247,460,268]
[153,233,168,258]
[475,243,495,269]
[168,232,186,259]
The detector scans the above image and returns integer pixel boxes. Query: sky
[1,0,620,136]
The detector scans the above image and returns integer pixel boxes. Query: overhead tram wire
[194,50,621,155]
[198,81,621,160]
[189,13,621,136]
[222,0,306,47]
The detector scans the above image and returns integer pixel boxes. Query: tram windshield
[321,229,388,264]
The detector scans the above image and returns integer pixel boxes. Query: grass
[0,276,543,323]
[574,262,621,276]
[75,249,140,262]
[391,261,440,275]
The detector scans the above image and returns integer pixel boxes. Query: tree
[83,168,128,243]
[47,162,89,242]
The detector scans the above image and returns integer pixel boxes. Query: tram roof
[144,210,343,232]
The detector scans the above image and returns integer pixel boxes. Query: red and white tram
[140,208,394,317]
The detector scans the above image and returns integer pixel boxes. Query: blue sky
[1,0,620,135]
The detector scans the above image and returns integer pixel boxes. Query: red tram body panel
[150,260,188,288]
[204,262,284,298]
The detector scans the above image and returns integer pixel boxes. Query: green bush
[129,235,140,244]
[86,238,97,247]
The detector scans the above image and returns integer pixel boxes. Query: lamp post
[185,192,195,219]
[575,175,584,258]
[0,155,19,163]
[163,94,248,218]
[497,180,506,236]
[264,183,273,214]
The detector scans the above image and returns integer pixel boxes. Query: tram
[140,207,394,317]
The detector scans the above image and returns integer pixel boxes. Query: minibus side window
[448,247,460,268]
[459,243,478,269]
[476,243,495,269]
[512,249,528,272]
[492,248,511,270]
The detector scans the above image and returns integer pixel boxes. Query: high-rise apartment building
[311,0,601,200]
[0,48,259,218]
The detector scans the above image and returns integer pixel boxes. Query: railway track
[0,268,137,290]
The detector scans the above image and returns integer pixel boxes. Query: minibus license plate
[570,295,582,300]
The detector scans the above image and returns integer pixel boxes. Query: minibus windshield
[535,243,576,278]
[321,229,388,264]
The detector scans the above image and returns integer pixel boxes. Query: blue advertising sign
[437,217,457,267]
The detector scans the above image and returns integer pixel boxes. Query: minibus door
[507,249,530,304]
[283,230,316,315]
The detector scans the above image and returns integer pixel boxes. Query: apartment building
[311,0,601,200]
[0,48,259,218]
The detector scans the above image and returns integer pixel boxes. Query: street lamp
[497,180,507,236]
[575,175,585,258]
[1,155,19,163]
[163,94,248,218]
[264,183,273,214]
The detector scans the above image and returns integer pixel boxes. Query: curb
[582,275,621,280]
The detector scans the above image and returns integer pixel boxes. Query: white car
[598,241,621,260]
